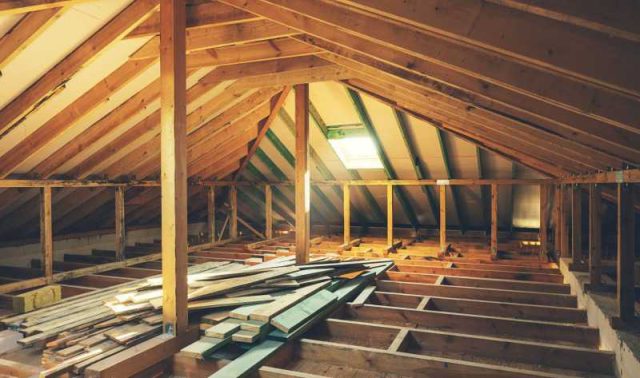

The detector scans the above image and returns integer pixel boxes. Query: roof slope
[0,0,637,240]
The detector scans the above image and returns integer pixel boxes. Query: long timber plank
[376,280,576,307]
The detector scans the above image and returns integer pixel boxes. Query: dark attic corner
[0,0,638,377]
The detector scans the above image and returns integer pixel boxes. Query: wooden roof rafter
[218,0,640,167]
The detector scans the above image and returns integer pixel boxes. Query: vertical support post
[490,184,498,259]
[229,185,238,238]
[571,185,583,267]
[560,185,570,257]
[589,184,602,288]
[387,184,393,246]
[295,83,310,264]
[114,186,125,261]
[617,183,635,323]
[439,185,446,254]
[539,184,549,259]
[40,187,53,281]
[207,186,216,243]
[343,183,350,245]
[553,185,562,255]
[265,184,273,239]
[160,0,187,336]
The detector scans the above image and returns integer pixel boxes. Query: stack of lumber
[179,257,394,375]
[0,256,391,377]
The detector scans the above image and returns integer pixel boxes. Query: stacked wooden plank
[179,258,393,377]
[1,254,391,377]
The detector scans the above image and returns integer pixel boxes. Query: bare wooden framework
[588,185,602,287]
[439,185,446,253]
[386,184,393,246]
[229,186,238,238]
[571,185,584,267]
[616,183,635,323]
[40,186,53,281]
[343,183,350,245]
[265,184,273,239]
[114,186,126,261]
[490,184,498,258]
[207,187,216,243]
[539,184,549,258]
[294,83,310,264]
[160,0,188,337]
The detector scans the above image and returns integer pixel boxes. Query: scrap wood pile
[0,255,392,377]
[179,256,393,377]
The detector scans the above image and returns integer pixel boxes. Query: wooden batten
[439,185,446,254]
[115,187,126,261]
[40,187,53,281]
[490,184,498,259]
[616,183,635,323]
[265,185,273,239]
[159,0,188,336]
[294,83,310,264]
[343,184,350,245]
[571,186,583,266]
[539,184,549,258]
[386,184,393,246]
[229,186,238,239]
[207,187,216,243]
[588,185,602,287]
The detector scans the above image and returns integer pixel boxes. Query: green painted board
[180,336,230,360]
[208,339,284,378]
[269,290,337,333]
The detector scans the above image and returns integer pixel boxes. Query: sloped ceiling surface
[0,0,637,241]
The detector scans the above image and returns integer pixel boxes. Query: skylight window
[327,126,383,169]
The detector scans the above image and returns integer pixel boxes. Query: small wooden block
[231,330,260,344]
[204,320,241,338]
[240,320,268,334]
[12,285,61,313]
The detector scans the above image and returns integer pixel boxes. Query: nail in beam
[387,184,393,246]
[40,187,53,281]
[490,184,498,259]
[265,184,273,239]
[617,183,635,323]
[295,83,310,264]
[343,183,350,245]
[115,186,125,261]
[439,185,446,254]
[207,187,215,243]
[589,184,602,288]
[160,0,188,336]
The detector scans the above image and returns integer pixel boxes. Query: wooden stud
[589,185,602,287]
[571,185,583,266]
[40,187,53,281]
[617,183,635,322]
[553,185,562,255]
[560,185,570,257]
[294,83,310,264]
[229,186,238,238]
[387,184,393,246]
[207,186,216,243]
[490,184,498,259]
[114,186,125,261]
[439,185,446,254]
[343,183,350,245]
[160,0,188,336]
[265,184,273,239]
[539,184,549,259]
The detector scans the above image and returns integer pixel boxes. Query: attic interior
[0,0,638,377]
